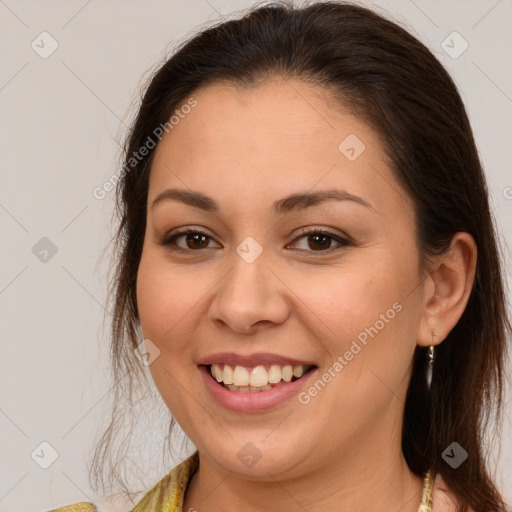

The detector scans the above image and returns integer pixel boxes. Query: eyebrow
[151,188,374,214]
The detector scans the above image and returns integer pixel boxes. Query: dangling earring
[426,329,436,389]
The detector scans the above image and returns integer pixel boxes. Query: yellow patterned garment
[46,451,199,512]
[47,452,433,512]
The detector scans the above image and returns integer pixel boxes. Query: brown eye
[160,228,219,251]
[183,232,210,249]
[306,233,334,251]
[289,229,351,253]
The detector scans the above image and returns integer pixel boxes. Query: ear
[417,232,477,347]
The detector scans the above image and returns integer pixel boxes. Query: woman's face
[136,79,426,477]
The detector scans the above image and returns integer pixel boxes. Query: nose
[207,256,290,334]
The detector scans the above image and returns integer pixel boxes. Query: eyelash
[157,226,352,255]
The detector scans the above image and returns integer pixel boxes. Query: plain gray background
[1,1,511,511]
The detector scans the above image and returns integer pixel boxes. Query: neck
[183,443,425,512]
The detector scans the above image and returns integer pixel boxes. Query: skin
[136,78,477,512]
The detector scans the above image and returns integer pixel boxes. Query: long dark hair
[89,2,511,510]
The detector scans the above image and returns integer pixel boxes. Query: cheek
[299,259,417,405]
[136,253,200,414]
[298,267,400,350]
[135,252,198,396]
[288,270,413,438]
[136,250,204,342]
[136,261,169,342]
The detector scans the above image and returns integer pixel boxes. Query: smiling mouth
[206,363,317,392]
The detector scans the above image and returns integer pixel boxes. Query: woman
[49,1,510,511]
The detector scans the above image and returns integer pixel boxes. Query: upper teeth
[210,364,307,387]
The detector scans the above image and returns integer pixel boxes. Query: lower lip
[199,365,318,413]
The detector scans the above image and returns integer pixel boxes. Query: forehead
[154,78,373,158]
[147,79,408,216]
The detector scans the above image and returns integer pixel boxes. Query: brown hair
[89,2,511,510]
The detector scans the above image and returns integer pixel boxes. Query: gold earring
[426,330,436,389]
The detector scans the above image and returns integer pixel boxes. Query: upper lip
[197,352,317,367]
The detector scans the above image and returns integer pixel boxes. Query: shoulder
[131,451,199,511]
[432,473,475,512]
[45,494,139,512]
[45,503,98,512]
[45,495,140,512]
